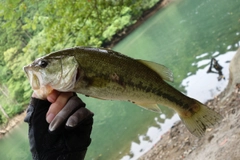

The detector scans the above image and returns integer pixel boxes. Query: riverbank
[0,112,26,139]
[102,0,171,48]
[139,48,240,160]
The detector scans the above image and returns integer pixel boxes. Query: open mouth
[31,74,40,90]
[24,66,40,90]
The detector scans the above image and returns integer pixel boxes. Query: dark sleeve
[24,97,92,160]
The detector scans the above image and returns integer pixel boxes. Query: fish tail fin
[179,101,223,137]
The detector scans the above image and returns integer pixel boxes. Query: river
[0,0,240,159]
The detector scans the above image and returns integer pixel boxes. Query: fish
[23,46,222,137]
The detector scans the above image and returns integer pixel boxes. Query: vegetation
[0,0,161,124]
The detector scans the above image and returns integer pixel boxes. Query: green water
[0,123,31,160]
[0,0,240,159]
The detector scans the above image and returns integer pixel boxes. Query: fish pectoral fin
[137,60,173,82]
[134,102,161,113]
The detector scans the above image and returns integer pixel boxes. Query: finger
[46,92,74,123]
[66,107,93,128]
[47,90,61,103]
[49,95,85,131]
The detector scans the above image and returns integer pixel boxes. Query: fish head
[24,54,79,97]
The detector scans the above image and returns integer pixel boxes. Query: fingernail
[49,118,58,132]
[46,113,55,123]
[49,122,56,132]
[66,117,78,128]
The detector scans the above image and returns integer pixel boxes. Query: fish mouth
[24,66,41,90]
[31,74,40,90]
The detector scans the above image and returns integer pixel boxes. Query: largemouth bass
[24,47,222,137]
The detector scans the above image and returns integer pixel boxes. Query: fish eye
[38,60,48,68]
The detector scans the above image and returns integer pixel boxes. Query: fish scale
[74,48,168,102]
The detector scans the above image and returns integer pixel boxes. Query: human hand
[27,91,94,159]
[48,91,94,132]
[32,90,74,123]
[32,90,93,131]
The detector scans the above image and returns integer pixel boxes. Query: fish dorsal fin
[137,60,174,82]
[134,102,161,113]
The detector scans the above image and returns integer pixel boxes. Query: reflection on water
[0,0,240,159]
[181,50,236,103]
[121,114,180,160]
